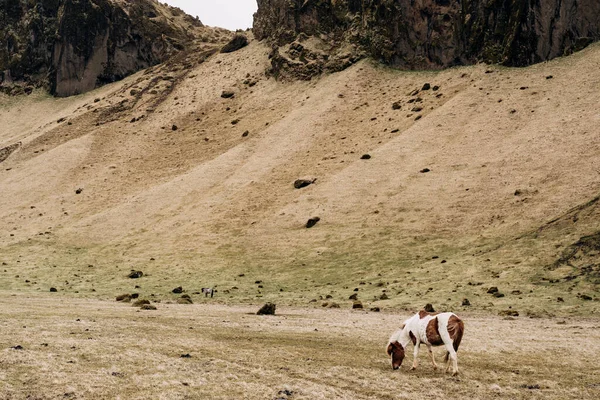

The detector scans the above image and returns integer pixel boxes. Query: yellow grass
[0,295,598,399]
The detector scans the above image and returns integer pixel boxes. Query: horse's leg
[427,345,438,370]
[411,342,420,370]
[442,342,458,375]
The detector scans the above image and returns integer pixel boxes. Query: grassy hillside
[0,38,599,316]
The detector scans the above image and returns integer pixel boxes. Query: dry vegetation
[0,295,599,399]
[0,27,599,399]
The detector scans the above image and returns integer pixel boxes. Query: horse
[387,310,464,375]
[201,288,214,298]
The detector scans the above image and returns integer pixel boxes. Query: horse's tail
[444,317,464,361]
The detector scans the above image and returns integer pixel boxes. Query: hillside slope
[0,39,599,315]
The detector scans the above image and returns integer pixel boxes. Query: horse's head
[386,341,405,370]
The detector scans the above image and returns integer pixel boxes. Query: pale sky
[163,1,258,31]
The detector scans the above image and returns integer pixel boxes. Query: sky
[163,1,258,31]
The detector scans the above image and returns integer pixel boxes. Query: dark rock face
[254,0,600,70]
[220,34,249,53]
[1,0,198,97]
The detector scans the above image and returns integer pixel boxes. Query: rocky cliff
[254,0,600,69]
[0,0,202,96]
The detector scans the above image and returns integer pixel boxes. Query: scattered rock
[50,287,57,292]
[220,34,249,53]
[411,106,423,112]
[557,297,564,302]
[257,302,276,315]
[132,299,150,307]
[432,85,440,91]
[420,168,430,173]
[424,303,435,313]
[221,90,235,98]
[361,154,371,160]
[294,178,315,189]
[116,294,132,302]
[487,287,499,294]
[75,188,83,194]
[462,298,471,306]
[545,75,553,80]
[379,293,389,300]
[172,286,183,294]
[392,101,401,110]
[140,304,157,310]
[242,130,249,137]
[180,353,192,358]
[127,270,143,279]
[171,125,178,131]
[352,301,363,309]
[177,297,193,304]
[421,83,431,90]
[578,294,593,301]
[521,384,541,390]
[11,345,23,350]
[328,302,340,308]
[306,217,320,228]
[499,310,519,317]
[370,307,381,312]
[349,293,358,300]
[493,292,505,298]
[231,119,240,125]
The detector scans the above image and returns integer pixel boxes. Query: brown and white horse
[387,310,464,375]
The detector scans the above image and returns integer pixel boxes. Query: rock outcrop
[0,0,202,96]
[254,0,600,70]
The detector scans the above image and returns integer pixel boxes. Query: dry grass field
[1,27,600,399]
[1,294,599,400]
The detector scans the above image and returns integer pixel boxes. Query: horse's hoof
[452,371,459,376]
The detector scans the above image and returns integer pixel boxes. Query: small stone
[352,301,363,309]
[132,299,150,307]
[116,294,132,302]
[172,286,183,294]
[370,307,381,312]
[493,292,505,298]
[422,83,431,91]
[294,179,315,189]
[50,287,57,292]
[221,91,235,99]
[242,130,249,137]
[349,293,358,300]
[127,270,143,279]
[462,298,471,306]
[306,217,320,228]
[379,293,389,300]
[487,287,499,294]
[361,154,371,160]
[420,168,430,173]
[392,101,401,110]
[75,188,83,194]
[171,125,178,131]
[257,302,276,315]
[140,304,157,310]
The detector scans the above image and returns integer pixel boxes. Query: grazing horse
[387,310,464,375]
[201,288,214,298]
